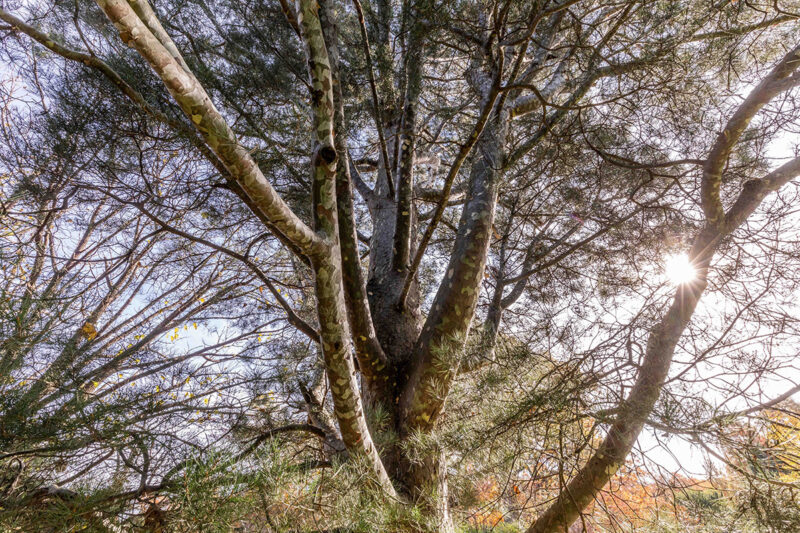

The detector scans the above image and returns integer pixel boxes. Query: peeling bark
[319,0,391,393]
[295,0,398,499]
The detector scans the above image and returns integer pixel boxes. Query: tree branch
[93,0,323,257]
[702,44,800,227]
[397,68,503,310]
[352,0,394,200]
[295,0,398,499]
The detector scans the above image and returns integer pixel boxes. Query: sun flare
[664,253,696,285]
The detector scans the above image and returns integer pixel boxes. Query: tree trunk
[389,444,454,533]
[381,108,509,533]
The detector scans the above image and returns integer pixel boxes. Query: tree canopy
[2,0,800,531]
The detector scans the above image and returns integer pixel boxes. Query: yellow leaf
[81,322,97,340]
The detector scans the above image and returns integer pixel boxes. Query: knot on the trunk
[315,144,337,166]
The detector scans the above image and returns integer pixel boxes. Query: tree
[2,0,800,531]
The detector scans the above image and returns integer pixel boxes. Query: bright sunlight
[664,253,696,285]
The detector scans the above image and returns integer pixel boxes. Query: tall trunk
[388,107,509,532]
[364,121,423,495]
[400,108,508,433]
[294,0,399,499]
[320,0,391,405]
[392,4,424,274]
[367,168,422,367]
[395,445,455,533]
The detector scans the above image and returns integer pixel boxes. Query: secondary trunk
[366,110,509,533]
